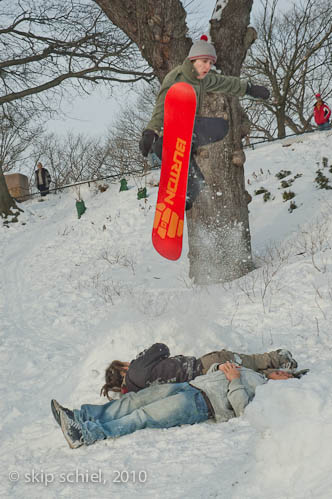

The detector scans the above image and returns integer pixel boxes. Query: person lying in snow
[51,362,308,449]
[100,343,298,398]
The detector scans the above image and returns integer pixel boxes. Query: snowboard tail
[152,82,197,260]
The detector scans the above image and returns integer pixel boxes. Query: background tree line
[0,0,152,216]
[243,0,332,139]
[0,84,156,193]
[4,0,330,191]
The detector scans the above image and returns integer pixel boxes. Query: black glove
[246,82,270,100]
[139,129,158,157]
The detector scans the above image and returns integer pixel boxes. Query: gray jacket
[190,364,267,422]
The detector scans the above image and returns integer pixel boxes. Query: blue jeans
[74,383,209,445]
[318,122,331,131]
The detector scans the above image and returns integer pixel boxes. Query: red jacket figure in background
[314,93,331,130]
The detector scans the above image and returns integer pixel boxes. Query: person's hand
[139,129,158,157]
[268,370,294,380]
[218,361,240,381]
[246,82,270,100]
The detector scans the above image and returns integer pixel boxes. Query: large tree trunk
[187,95,252,283]
[94,0,255,283]
[276,106,287,138]
[94,0,191,78]
[0,166,20,220]
[187,0,255,283]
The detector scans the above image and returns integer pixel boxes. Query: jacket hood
[180,58,200,84]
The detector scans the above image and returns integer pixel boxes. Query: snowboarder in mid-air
[139,35,270,211]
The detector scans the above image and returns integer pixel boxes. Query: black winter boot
[51,399,74,427]
[185,156,205,211]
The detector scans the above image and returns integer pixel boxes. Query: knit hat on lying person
[262,368,310,379]
[188,35,217,64]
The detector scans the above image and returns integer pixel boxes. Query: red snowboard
[152,82,197,260]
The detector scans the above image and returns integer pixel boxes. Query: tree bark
[187,0,254,283]
[94,0,255,283]
[94,0,191,81]
[186,95,252,283]
[275,106,287,138]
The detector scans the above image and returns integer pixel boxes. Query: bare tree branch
[243,0,332,139]
[0,0,154,110]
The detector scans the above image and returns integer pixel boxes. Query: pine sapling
[282,190,296,201]
[275,169,292,180]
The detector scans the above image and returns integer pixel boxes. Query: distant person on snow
[35,162,52,197]
[51,362,305,449]
[138,35,270,210]
[100,343,298,398]
[313,93,331,131]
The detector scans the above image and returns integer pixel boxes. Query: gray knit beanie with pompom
[187,35,217,63]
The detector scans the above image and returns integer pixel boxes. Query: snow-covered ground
[1,131,332,499]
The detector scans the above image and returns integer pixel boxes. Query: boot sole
[59,411,83,449]
[51,399,61,427]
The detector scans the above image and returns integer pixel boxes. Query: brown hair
[100,360,127,400]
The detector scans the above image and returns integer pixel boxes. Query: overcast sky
[47,0,289,137]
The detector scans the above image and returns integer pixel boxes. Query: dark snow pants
[152,117,229,207]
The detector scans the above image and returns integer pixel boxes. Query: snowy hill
[1,130,332,499]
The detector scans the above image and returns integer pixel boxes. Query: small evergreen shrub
[282,190,296,201]
[279,173,302,189]
[263,191,272,202]
[315,170,332,190]
[322,157,328,168]
[254,187,268,195]
[288,201,298,213]
[280,179,293,189]
[98,183,109,193]
[275,169,292,180]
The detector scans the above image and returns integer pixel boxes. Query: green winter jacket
[146,58,248,134]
